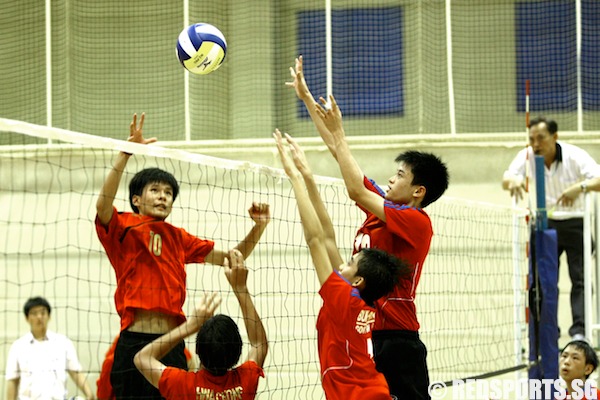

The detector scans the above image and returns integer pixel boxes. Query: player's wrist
[187,315,206,329]
[301,170,314,179]
[254,219,270,227]
[300,92,313,102]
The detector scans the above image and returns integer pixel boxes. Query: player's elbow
[346,186,366,203]
[251,340,269,367]
[95,199,112,224]
[306,235,326,250]
[258,340,269,358]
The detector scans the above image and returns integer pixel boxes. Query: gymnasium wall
[2,0,600,143]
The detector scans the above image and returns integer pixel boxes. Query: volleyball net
[0,119,529,398]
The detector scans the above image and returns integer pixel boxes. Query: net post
[528,155,559,380]
[534,156,547,230]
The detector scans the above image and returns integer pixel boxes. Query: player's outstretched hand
[273,129,301,180]
[285,56,312,102]
[282,132,312,178]
[314,95,345,140]
[189,292,221,330]
[128,113,158,146]
[224,249,249,292]
[248,202,270,226]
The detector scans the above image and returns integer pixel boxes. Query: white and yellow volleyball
[176,23,227,75]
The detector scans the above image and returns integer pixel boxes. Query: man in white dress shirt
[502,116,600,340]
[5,297,94,400]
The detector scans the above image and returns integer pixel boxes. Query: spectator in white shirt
[502,116,600,340]
[5,297,95,400]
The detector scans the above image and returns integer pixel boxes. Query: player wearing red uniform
[313,94,448,399]
[318,271,391,399]
[274,130,408,400]
[97,209,215,331]
[96,113,270,400]
[134,249,268,400]
[356,177,432,332]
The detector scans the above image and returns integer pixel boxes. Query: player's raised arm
[96,113,157,225]
[133,293,221,388]
[234,202,270,259]
[285,56,337,159]
[314,96,386,221]
[282,132,344,269]
[274,129,334,285]
[204,202,270,266]
[224,249,268,367]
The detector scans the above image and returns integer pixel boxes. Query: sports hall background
[2,0,600,398]
[2,0,600,187]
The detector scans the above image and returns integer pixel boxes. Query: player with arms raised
[274,129,407,400]
[95,113,270,399]
[287,56,449,399]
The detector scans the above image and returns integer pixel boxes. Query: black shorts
[372,330,430,400]
[111,330,187,400]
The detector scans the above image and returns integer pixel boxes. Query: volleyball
[176,23,227,75]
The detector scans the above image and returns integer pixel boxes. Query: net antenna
[509,79,533,378]
[522,79,542,371]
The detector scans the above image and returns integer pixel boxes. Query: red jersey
[317,271,391,400]
[352,177,433,332]
[96,207,214,331]
[158,361,264,400]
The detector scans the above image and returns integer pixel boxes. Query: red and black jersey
[96,207,214,331]
[352,177,433,332]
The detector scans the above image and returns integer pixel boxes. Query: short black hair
[562,340,599,379]
[356,248,411,306]
[23,296,51,317]
[196,314,242,376]
[395,151,449,208]
[529,116,558,135]
[128,168,180,213]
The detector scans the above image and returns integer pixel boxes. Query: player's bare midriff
[127,309,179,334]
